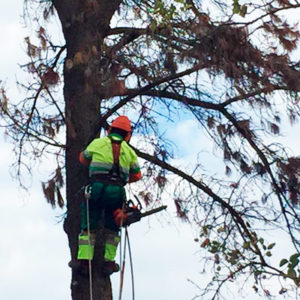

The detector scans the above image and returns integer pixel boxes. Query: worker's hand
[113,209,128,227]
[79,152,91,166]
[128,171,142,183]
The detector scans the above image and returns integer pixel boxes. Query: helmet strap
[124,132,131,142]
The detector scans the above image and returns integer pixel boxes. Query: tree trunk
[51,0,123,298]
[63,38,113,300]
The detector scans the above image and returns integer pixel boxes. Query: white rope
[85,185,93,300]
[118,228,127,300]
[119,226,123,280]
[118,202,126,300]
[125,228,135,300]
[118,227,135,300]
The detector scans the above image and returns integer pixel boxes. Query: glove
[113,209,128,227]
[125,207,141,226]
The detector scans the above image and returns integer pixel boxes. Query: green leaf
[202,225,208,235]
[290,253,300,262]
[217,226,224,233]
[289,258,299,269]
[287,268,297,279]
[150,20,157,32]
[233,0,240,14]
[258,237,264,244]
[280,259,288,267]
[254,270,262,276]
[268,243,276,250]
[266,251,272,257]
[287,254,300,271]
[239,5,247,17]
[210,246,218,253]
[243,241,250,249]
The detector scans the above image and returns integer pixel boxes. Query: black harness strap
[91,137,125,186]
[109,139,121,178]
[107,137,125,186]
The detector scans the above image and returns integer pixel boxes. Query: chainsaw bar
[140,205,167,218]
[123,205,167,226]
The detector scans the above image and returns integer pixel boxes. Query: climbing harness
[89,137,125,186]
[84,185,94,300]
[107,137,125,186]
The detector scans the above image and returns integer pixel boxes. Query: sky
[1,1,300,300]
[0,2,202,300]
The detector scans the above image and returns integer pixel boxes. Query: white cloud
[0,1,27,80]
[0,185,71,300]
[111,216,201,300]
[0,126,205,300]
[1,1,300,300]
[0,135,71,300]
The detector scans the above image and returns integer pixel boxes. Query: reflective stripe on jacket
[82,133,141,183]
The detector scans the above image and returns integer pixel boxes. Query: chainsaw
[114,198,167,227]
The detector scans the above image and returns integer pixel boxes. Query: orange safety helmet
[110,116,132,132]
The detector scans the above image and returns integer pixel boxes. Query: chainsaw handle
[133,195,143,210]
[126,197,142,210]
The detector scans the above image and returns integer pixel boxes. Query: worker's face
[107,127,131,142]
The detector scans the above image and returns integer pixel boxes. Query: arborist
[75,115,142,275]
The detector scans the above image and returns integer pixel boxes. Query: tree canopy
[1,0,300,299]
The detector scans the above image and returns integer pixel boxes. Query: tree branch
[126,88,221,110]
[51,45,66,68]
[90,62,206,141]
[220,107,300,251]
[133,146,267,265]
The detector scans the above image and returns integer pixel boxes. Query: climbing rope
[118,202,126,300]
[85,185,94,300]
[118,227,127,300]
[118,226,135,300]
[126,228,135,300]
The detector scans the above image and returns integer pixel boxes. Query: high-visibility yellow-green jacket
[80,133,142,183]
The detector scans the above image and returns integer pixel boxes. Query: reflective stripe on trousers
[77,230,120,261]
[104,230,120,262]
[77,233,96,260]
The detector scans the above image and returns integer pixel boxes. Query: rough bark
[3,0,297,298]
[52,0,122,299]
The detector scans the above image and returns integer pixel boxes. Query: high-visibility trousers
[78,181,125,261]
[77,230,120,261]
[77,232,96,260]
[80,181,126,232]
